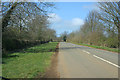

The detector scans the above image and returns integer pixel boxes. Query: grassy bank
[73,42,118,53]
[2,42,58,78]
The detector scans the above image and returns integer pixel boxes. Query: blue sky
[48,2,98,37]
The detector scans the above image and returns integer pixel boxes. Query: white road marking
[81,50,119,68]
[83,50,90,54]
[93,55,120,68]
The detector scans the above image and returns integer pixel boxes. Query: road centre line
[93,55,120,68]
[82,50,119,68]
[83,50,90,54]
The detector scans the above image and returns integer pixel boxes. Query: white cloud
[48,13,61,23]
[82,4,99,11]
[48,14,84,35]
[72,18,84,26]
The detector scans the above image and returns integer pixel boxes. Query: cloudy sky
[48,2,98,37]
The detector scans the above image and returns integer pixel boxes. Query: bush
[105,37,118,48]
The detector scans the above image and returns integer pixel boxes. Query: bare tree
[98,2,119,31]
[2,2,54,32]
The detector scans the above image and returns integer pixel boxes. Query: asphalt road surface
[58,42,119,78]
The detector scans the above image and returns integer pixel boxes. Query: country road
[57,42,119,78]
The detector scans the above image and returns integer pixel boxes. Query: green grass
[73,42,118,53]
[2,42,58,78]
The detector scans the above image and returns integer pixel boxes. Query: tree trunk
[2,3,18,32]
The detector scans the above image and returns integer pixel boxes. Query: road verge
[37,42,60,78]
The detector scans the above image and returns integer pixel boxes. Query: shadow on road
[59,46,90,50]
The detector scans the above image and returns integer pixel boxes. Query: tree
[98,2,119,33]
[98,2,119,48]
[2,2,54,32]
[80,10,105,45]
[60,31,68,42]
[2,2,56,52]
[65,2,119,48]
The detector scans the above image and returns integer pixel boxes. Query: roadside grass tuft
[2,42,58,78]
[73,43,118,53]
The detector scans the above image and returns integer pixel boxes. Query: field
[2,42,58,78]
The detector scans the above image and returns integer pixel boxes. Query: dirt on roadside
[36,43,60,78]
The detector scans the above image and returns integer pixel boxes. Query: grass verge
[73,42,118,53]
[2,42,58,78]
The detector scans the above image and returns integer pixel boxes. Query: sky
[48,2,98,37]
